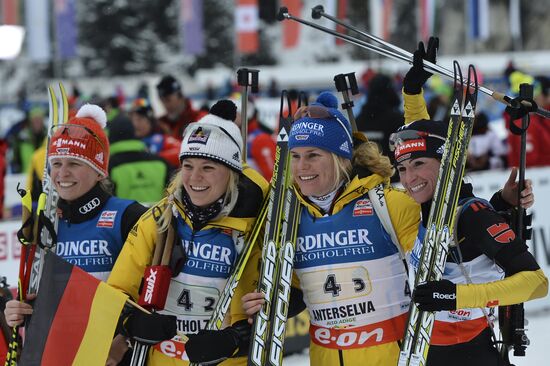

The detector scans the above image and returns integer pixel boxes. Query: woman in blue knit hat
[243,91,421,365]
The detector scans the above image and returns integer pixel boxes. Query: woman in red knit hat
[4,104,147,364]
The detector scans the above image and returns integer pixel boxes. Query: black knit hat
[109,115,136,144]
[390,119,448,164]
[156,75,182,97]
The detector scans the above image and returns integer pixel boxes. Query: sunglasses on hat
[293,105,352,144]
[389,129,446,152]
[52,123,106,150]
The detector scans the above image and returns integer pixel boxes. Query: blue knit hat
[288,92,353,159]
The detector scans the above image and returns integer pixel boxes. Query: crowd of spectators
[1,67,549,218]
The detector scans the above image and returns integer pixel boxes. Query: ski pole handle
[334,73,359,132]
[236,68,260,158]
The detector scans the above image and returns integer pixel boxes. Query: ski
[5,84,68,366]
[264,176,301,366]
[249,90,297,366]
[399,63,479,366]
[28,83,68,295]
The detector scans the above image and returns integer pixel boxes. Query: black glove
[413,279,457,311]
[505,97,538,122]
[403,37,439,94]
[123,310,177,345]
[185,319,251,364]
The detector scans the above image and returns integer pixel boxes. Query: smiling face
[396,157,440,204]
[50,158,103,202]
[290,147,337,197]
[181,158,231,208]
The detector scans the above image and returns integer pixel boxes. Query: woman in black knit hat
[395,39,548,366]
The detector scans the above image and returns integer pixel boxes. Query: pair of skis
[398,62,479,366]
[5,84,68,366]
[248,90,302,366]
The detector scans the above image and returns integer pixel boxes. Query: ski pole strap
[37,210,57,249]
[17,184,34,244]
[16,217,34,246]
[506,96,538,128]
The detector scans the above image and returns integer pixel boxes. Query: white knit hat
[179,100,243,172]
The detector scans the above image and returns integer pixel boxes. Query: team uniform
[55,183,145,281]
[401,89,547,365]
[292,172,419,366]
[108,167,268,365]
[412,184,547,365]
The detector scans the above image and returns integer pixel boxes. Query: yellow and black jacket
[108,167,268,366]
[291,171,419,366]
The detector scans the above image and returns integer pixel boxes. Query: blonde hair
[352,141,395,179]
[158,166,240,232]
[330,153,352,191]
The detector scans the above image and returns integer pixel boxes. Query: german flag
[19,251,128,366]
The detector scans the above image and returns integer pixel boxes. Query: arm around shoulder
[385,187,421,253]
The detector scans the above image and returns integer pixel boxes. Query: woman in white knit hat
[107,100,268,366]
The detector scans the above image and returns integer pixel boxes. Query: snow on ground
[282,309,550,365]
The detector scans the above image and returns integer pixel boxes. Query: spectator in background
[103,96,122,123]
[231,93,276,180]
[467,112,507,171]
[505,71,550,167]
[8,106,46,174]
[426,75,453,122]
[355,73,403,159]
[130,98,181,168]
[155,75,203,139]
[0,139,6,219]
[109,115,172,205]
[537,76,550,110]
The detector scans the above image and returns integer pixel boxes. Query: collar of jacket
[169,165,268,233]
[57,183,111,224]
[294,173,388,218]
[109,139,147,155]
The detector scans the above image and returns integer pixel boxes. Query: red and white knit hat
[48,104,110,177]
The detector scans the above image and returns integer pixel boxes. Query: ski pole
[498,83,533,363]
[310,4,549,119]
[236,68,260,159]
[131,208,175,366]
[277,6,550,119]
[333,72,359,132]
[5,186,34,366]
